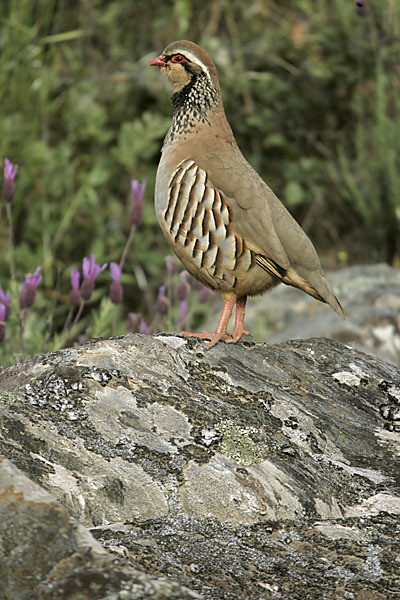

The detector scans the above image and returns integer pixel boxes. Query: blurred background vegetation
[0,0,399,364]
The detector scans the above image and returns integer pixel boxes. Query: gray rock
[0,456,200,600]
[0,334,400,598]
[244,263,400,366]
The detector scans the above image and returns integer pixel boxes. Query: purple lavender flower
[80,254,107,301]
[111,262,122,281]
[4,158,17,179]
[198,286,211,304]
[82,254,107,280]
[2,158,18,203]
[130,179,146,226]
[355,0,368,15]
[126,312,138,332]
[0,304,6,342]
[109,262,123,305]
[0,287,11,320]
[156,285,168,316]
[179,299,188,326]
[165,255,178,277]
[139,318,149,334]
[69,268,80,306]
[189,278,203,291]
[176,271,189,301]
[20,266,42,309]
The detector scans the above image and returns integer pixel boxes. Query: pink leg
[226,296,250,344]
[181,295,236,349]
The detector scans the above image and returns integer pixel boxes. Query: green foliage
[330,55,400,260]
[0,0,399,366]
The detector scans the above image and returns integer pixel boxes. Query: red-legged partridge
[149,40,345,349]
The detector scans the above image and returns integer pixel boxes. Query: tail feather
[283,268,346,319]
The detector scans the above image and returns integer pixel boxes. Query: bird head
[148,40,219,95]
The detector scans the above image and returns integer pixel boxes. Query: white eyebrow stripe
[175,49,211,78]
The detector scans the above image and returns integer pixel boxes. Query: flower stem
[119,225,136,271]
[62,305,75,335]
[64,299,85,346]
[18,307,28,355]
[112,305,118,336]
[5,203,16,283]
[71,299,85,331]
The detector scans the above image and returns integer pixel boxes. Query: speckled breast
[159,158,257,292]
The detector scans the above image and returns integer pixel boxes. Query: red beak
[148,55,167,67]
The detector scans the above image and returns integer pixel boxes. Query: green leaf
[284,181,304,207]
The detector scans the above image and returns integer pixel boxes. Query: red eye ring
[171,54,187,64]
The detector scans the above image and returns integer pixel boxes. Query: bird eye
[171,54,187,64]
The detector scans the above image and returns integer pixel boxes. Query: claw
[180,330,231,349]
[225,328,251,344]
[180,295,249,350]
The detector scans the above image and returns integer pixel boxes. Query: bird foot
[225,328,251,345]
[180,330,232,349]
